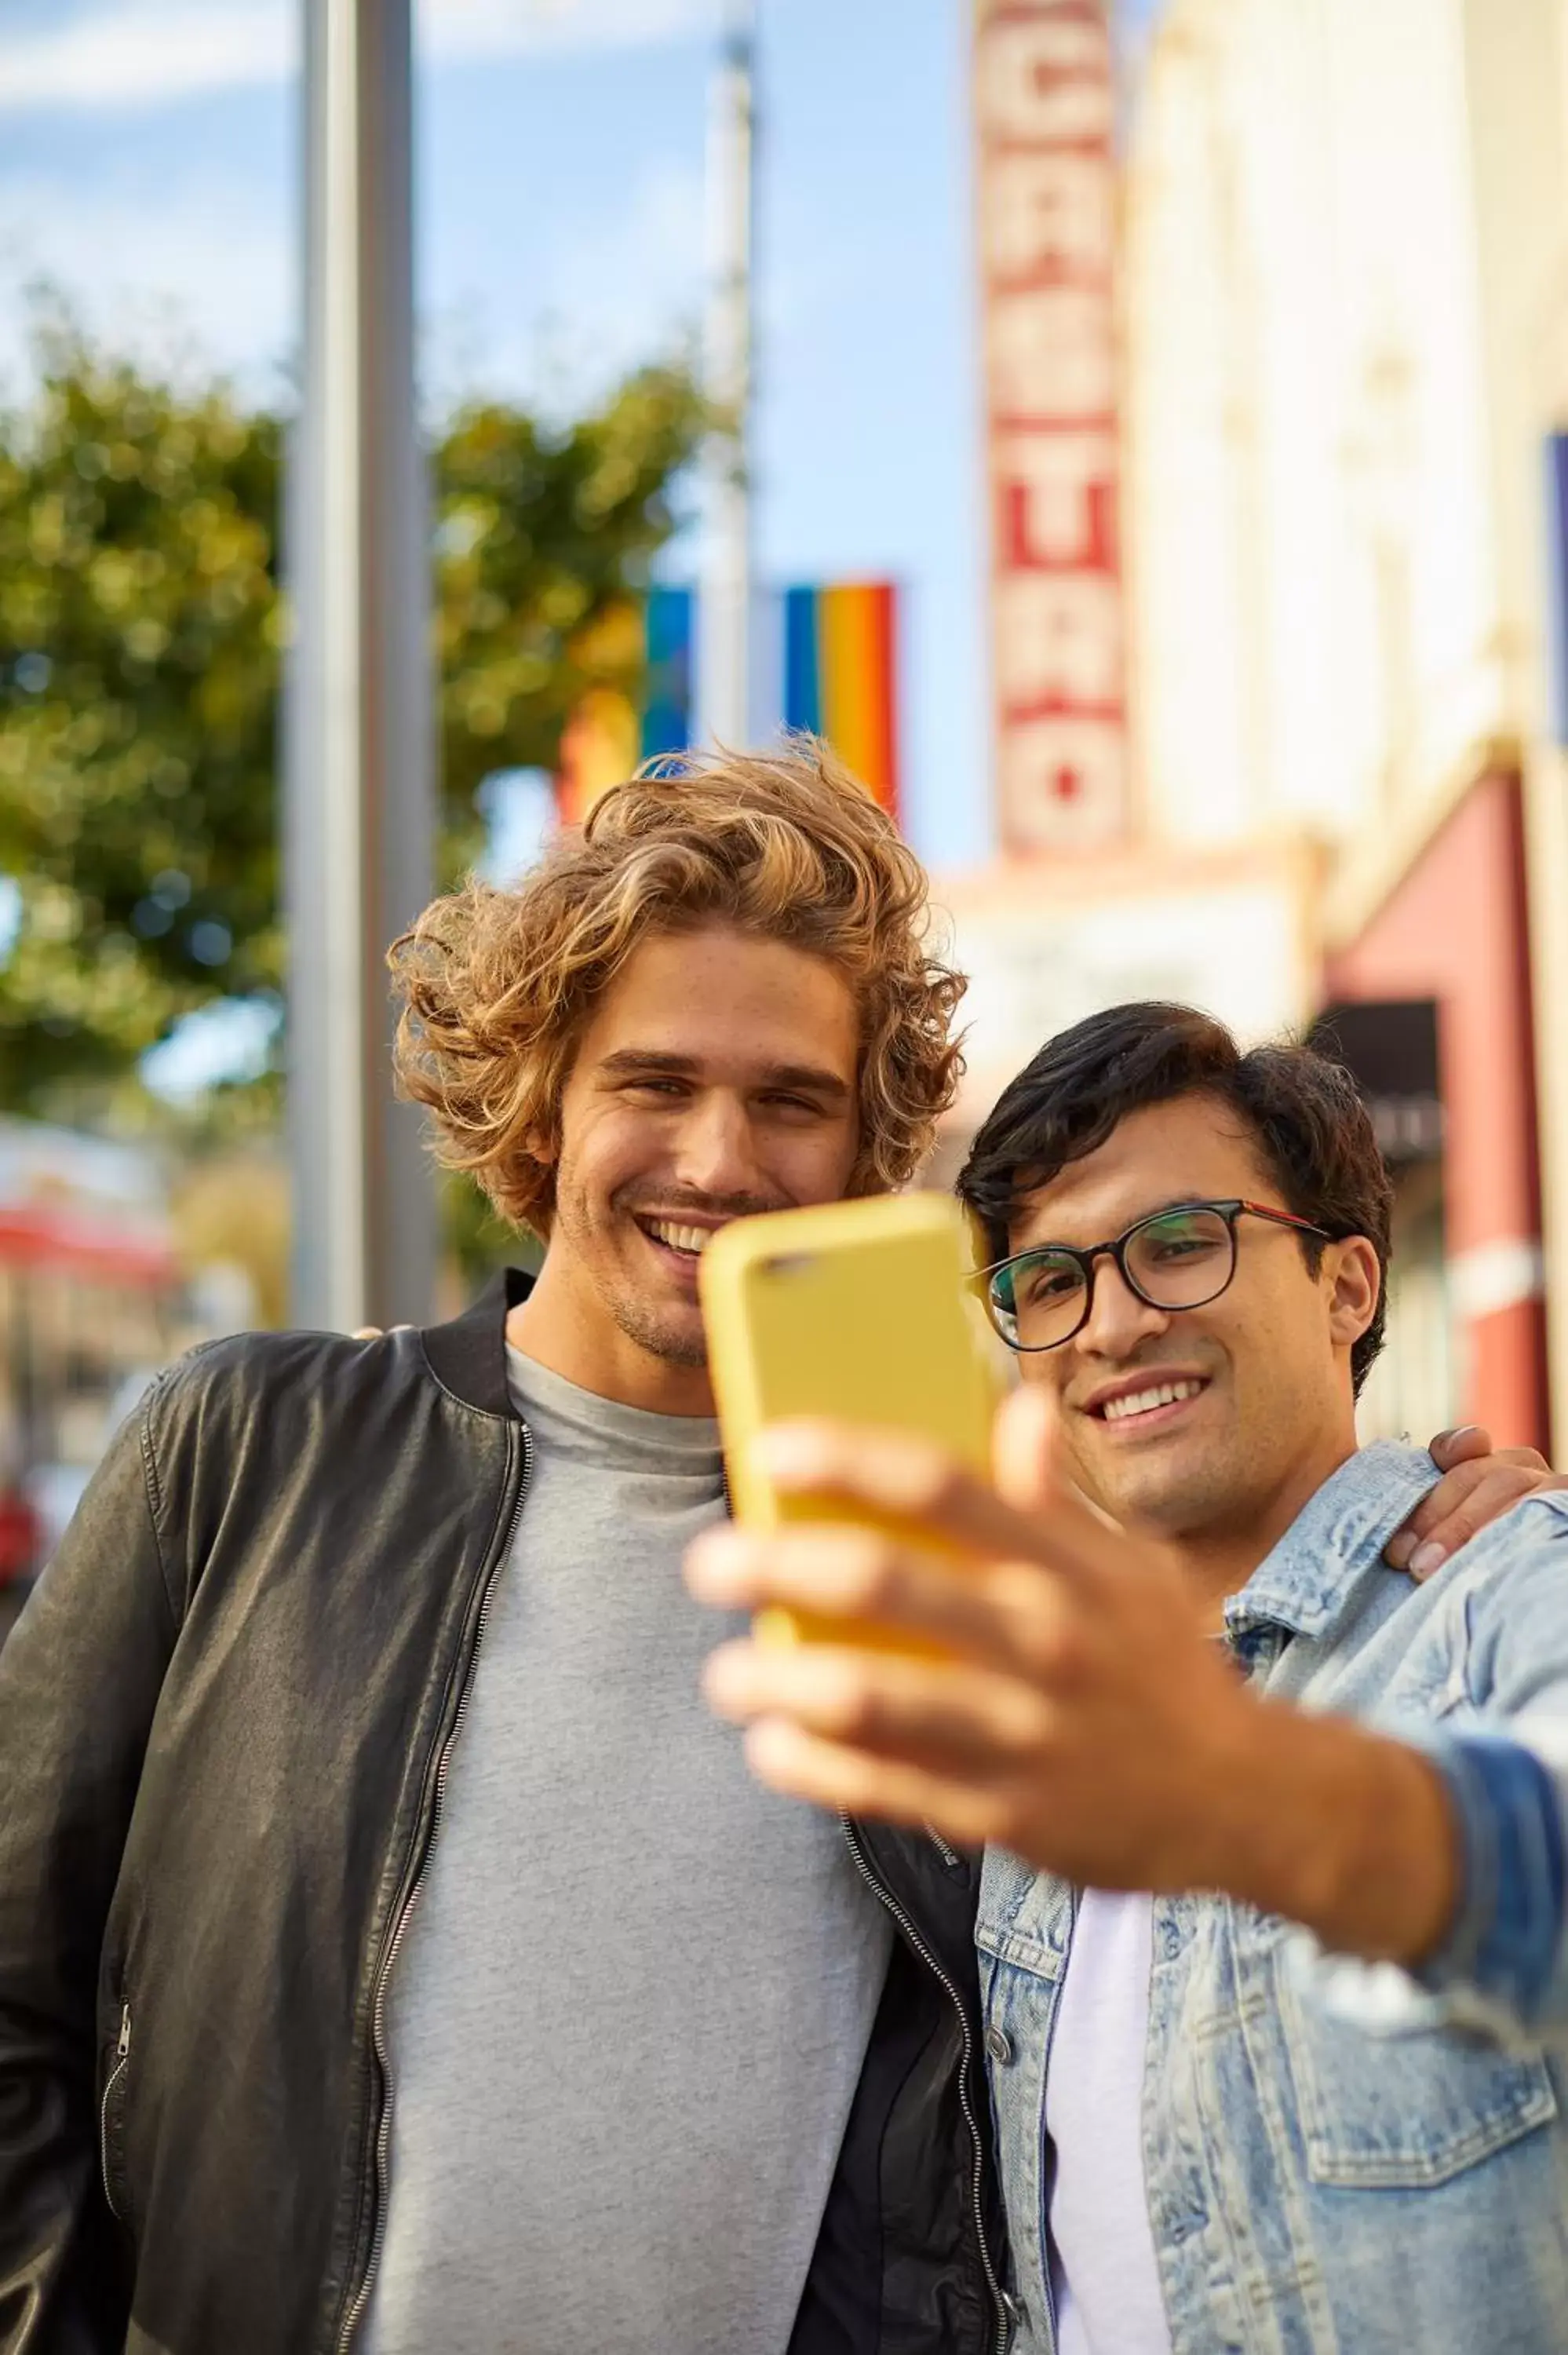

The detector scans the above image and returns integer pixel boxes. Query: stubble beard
[552,1177,712,1371]
[1097,1438,1267,1546]
[607,1288,709,1369]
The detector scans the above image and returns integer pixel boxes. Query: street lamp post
[698,0,757,749]
[285,0,436,1333]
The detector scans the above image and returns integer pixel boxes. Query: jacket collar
[1223,1438,1442,1644]
[420,1267,534,1418]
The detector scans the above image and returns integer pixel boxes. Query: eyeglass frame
[973,1197,1335,1354]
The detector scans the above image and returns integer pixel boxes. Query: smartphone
[698,1192,1000,1648]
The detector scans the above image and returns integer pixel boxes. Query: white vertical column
[698,0,757,750]
[285,0,436,1331]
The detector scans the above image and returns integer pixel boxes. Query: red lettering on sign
[978,0,1126,854]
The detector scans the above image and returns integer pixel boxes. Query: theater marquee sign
[975,0,1127,855]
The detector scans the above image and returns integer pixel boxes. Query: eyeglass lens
[987,1206,1238,1350]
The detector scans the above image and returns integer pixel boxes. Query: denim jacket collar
[1223,1438,1442,1645]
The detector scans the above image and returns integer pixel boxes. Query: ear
[523,1124,558,1170]
[1326,1236,1380,1357]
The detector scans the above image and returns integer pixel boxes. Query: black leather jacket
[0,1276,1009,2355]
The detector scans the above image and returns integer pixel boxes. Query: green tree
[0,319,283,1108]
[436,372,702,873]
[0,307,703,1119]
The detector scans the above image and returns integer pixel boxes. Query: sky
[0,0,1001,878]
[0,0,1165,1093]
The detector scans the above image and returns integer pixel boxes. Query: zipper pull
[115,2003,131,2060]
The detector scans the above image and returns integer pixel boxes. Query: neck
[506,1254,718,1418]
[1166,1426,1361,1630]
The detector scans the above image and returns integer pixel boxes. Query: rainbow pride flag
[784,582,900,820]
[642,585,695,759]
[553,588,693,825]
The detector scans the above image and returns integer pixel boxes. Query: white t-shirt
[1044,1889,1175,2355]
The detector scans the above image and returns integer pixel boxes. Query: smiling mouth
[636,1216,722,1263]
[1093,1376,1208,1426]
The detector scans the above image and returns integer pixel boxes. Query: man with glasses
[691,999,1568,2355]
[985,1193,1332,1355]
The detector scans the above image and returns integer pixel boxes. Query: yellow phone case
[698,1192,1000,1648]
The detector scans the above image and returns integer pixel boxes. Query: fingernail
[1384,1532,1415,1568]
[1409,1541,1447,1578]
[684,1528,753,1601]
[702,1645,751,1711]
[745,1717,804,1781]
[753,1425,824,1484]
[1448,1426,1482,1444]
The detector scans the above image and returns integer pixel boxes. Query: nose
[673,1089,764,1199]
[1071,1250,1172,1362]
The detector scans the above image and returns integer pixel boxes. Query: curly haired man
[0,744,1544,2355]
[0,746,1008,2355]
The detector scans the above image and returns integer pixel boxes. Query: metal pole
[285,0,436,1332]
[698,0,756,748]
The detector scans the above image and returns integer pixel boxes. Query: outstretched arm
[687,1389,1460,1972]
[691,1397,1568,2036]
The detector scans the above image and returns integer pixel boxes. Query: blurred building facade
[0,1120,179,1601]
[1119,0,1568,1453]
[0,1118,268,1629]
[951,0,1568,1455]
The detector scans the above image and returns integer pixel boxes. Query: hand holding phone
[698,1192,999,1649]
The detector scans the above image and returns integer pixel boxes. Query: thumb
[994,1382,1127,1535]
[993,1383,1058,1515]
[989,1385,1088,1517]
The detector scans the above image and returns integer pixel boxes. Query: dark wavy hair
[957,1002,1394,1394]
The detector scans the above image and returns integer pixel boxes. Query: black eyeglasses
[975,1198,1333,1354]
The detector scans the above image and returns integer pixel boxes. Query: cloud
[0,5,290,112]
[0,143,704,412]
[425,0,713,64]
[0,5,709,404]
[0,0,716,115]
[0,171,294,392]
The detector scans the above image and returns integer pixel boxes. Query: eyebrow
[595,1049,852,1103]
[1021,1194,1216,1249]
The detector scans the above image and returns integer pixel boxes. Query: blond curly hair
[389,738,967,1237]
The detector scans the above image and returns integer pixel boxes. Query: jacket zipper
[100,2002,131,2220]
[841,1816,1010,2355]
[335,1422,534,2353]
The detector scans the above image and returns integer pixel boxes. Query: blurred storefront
[1305,1001,1454,1452]
[1319,777,1547,1449]
[934,834,1318,1159]
[0,1119,287,1643]
[953,0,1568,1452]
[0,1120,181,1623]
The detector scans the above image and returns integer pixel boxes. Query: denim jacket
[976,1442,1568,2355]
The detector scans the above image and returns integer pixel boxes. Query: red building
[1323,771,1548,1452]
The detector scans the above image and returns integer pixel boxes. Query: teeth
[1102,1378,1203,1423]
[646,1220,715,1257]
